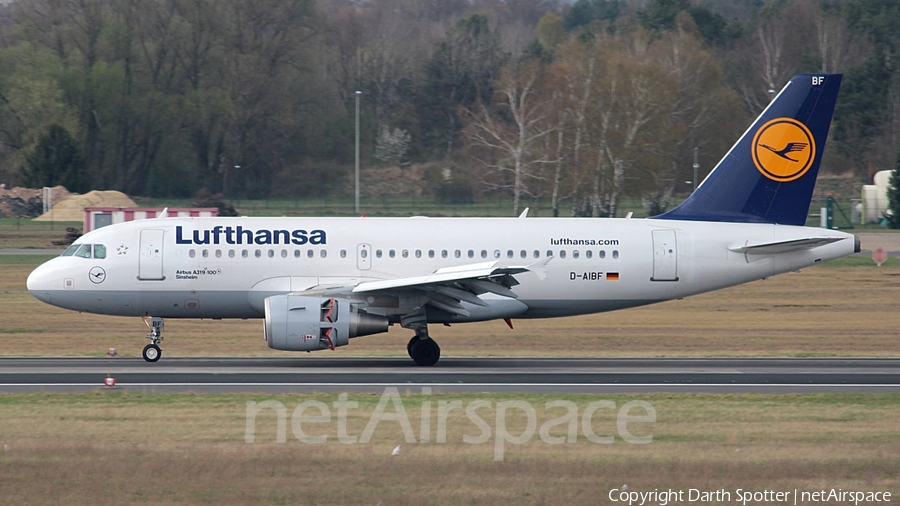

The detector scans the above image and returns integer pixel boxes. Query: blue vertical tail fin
[656,74,842,226]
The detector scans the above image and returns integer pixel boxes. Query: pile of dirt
[33,190,137,222]
[0,185,72,218]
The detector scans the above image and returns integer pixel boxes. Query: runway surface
[1,357,899,394]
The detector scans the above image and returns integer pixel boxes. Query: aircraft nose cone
[27,261,54,304]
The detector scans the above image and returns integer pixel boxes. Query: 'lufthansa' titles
[175,225,326,246]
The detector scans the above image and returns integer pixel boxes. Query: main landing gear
[142,316,164,363]
[402,310,441,366]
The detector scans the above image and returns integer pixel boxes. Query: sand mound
[33,190,137,222]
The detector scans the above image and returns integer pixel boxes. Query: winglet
[525,256,552,280]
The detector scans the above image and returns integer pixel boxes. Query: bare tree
[467,60,556,215]
[729,3,811,113]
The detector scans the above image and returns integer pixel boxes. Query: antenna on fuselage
[518,208,529,219]
[158,207,168,218]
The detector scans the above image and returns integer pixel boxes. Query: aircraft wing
[728,237,845,255]
[353,262,525,293]
[307,259,550,317]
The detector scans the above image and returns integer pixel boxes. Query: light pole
[692,147,699,193]
[355,90,361,214]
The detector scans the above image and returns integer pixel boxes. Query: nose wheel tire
[142,344,162,362]
[409,338,440,366]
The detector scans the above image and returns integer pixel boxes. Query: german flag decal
[606,272,619,280]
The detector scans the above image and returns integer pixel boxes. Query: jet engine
[264,295,389,351]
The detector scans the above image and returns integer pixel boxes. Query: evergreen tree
[637,0,730,45]
[20,125,89,193]
[418,15,508,157]
[563,0,621,31]
[888,147,900,229]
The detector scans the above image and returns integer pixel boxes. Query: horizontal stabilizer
[729,237,844,255]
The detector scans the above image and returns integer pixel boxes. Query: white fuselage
[26,216,856,323]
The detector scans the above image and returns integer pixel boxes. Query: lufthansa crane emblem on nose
[89,266,106,284]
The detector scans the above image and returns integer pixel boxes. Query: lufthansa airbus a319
[27,74,859,366]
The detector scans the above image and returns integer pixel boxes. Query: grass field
[2,255,898,358]
[0,392,897,505]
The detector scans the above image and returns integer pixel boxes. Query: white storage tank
[862,170,892,223]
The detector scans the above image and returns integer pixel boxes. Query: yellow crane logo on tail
[751,117,816,182]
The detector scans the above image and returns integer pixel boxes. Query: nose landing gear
[142,316,164,362]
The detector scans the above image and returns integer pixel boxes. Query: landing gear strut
[142,316,164,363]
[402,310,440,366]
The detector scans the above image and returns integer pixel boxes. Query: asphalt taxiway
[0,357,898,394]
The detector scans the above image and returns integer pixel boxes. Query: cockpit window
[61,244,107,259]
[74,244,92,258]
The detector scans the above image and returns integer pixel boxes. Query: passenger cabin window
[341,250,347,258]
[612,250,619,259]
[585,250,592,259]
[559,250,566,258]
[573,250,580,259]
[295,250,301,258]
[599,250,606,259]
[189,249,196,258]
[402,250,409,258]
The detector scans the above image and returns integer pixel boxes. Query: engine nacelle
[264,295,389,351]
